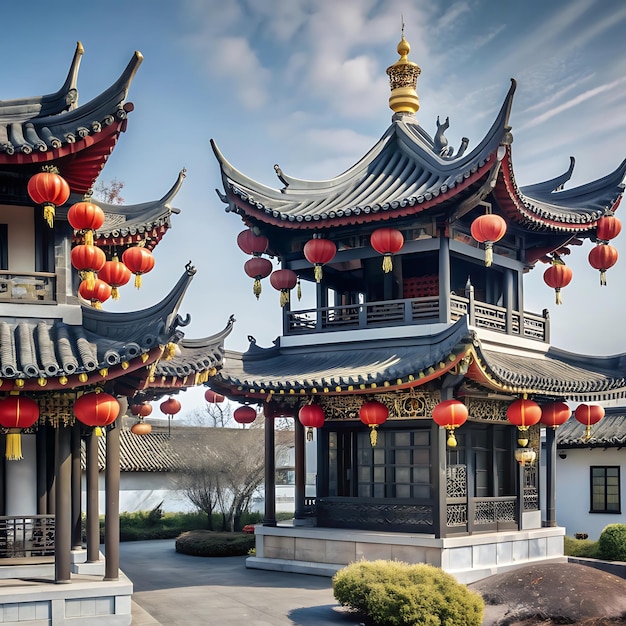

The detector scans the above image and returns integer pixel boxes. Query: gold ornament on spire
[386,24,421,116]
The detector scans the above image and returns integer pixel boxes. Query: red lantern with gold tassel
[370,227,404,273]
[470,213,507,267]
[131,421,152,435]
[237,229,268,256]
[596,214,622,242]
[298,404,325,441]
[270,269,297,307]
[432,399,468,447]
[73,390,120,436]
[122,246,155,289]
[574,403,605,441]
[71,245,106,290]
[79,278,112,309]
[98,256,132,299]
[27,166,70,227]
[0,396,39,461]
[160,397,181,417]
[130,403,153,418]
[244,257,273,299]
[543,257,572,305]
[539,401,571,429]
[303,237,336,283]
[588,244,618,286]
[359,400,388,446]
[506,397,542,446]
[204,389,225,403]
[67,199,105,246]
[234,405,257,424]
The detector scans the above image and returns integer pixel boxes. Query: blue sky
[6,0,626,413]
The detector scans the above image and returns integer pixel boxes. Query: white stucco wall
[5,434,37,516]
[555,447,626,540]
[0,205,35,271]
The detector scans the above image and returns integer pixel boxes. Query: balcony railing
[0,515,55,559]
[0,271,56,303]
[286,294,548,342]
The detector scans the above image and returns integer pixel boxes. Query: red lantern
[432,399,468,447]
[298,404,325,441]
[122,246,155,289]
[131,421,152,435]
[237,229,268,256]
[539,401,571,429]
[71,245,106,290]
[73,391,120,430]
[67,200,105,246]
[0,396,39,461]
[370,228,404,273]
[359,400,389,446]
[205,389,225,403]
[270,269,298,307]
[98,257,132,299]
[160,397,181,417]
[27,169,70,227]
[574,404,605,441]
[506,398,542,445]
[244,257,273,299]
[130,403,152,417]
[303,237,336,283]
[234,405,257,425]
[79,278,112,309]
[543,261,572,305]
[588,244,618,286]
[596,215,622,242]
[470,213,507,267]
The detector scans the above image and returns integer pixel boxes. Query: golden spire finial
[386,21,421,117]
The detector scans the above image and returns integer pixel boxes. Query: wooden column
[438,227,451,323]
[47,427,56,514]
[86,430,100,562]
[544,427,557,527]
[432,421,448,539]
[54,425,72,583]
[71,423,82,550]
[504,268,514,334]
[263,415,276,526]
[104,423,121,580]
[0,436,5,516]
[294,417,306,520]
[36,427,47,514]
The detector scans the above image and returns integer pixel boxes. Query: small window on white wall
[590,466,621,513]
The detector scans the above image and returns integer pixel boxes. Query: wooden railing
[286,295,548,342]
[0,271,56,303]
[0,515,55,559]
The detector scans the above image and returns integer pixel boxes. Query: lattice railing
[0,515,55,558]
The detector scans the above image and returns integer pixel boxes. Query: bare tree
[93,178,125,205]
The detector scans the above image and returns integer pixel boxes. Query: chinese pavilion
[0,43,230,624]
[209,34,626,581]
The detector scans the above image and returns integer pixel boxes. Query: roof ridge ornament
[386,25,421,118]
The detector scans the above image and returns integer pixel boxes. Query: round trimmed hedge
[598,524,626,562]
[175,530,255,557]
[333,560,484,626]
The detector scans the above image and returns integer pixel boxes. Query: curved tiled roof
[0,265,196,392]
[212,318,474,399]
[470,342,626,402]
[211,81,516,229]
[557,409,626,448]
[0,42,142,193]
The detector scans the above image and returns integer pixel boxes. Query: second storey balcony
[0,271,56,304]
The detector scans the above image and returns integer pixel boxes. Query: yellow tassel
[6,430,22,461]
[280,290,290,307]
[92,301,102,310]
[484,243,493,267]
[314,265,323,283]
[95,427,103,437]
[253,278,262,299]
[382,255,393,273]
[43,204,55,228]
[86,271,95,290]
[84,230,94,246]
[555,288,562,305]
[306,427,313,442]
[600,270,607,286]
[297,278,302,301]
[369,425,378,447]
[111,286,120,300]
[134,274,142,289]
[446,428,458,447]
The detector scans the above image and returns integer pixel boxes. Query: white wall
[556,447,626,540]
[5,434,37,516]
[0,205,35,271]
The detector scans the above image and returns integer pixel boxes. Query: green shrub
[598,524,626,561]
[332,560,484,626]
[563,535,600,558]
[175,530,255,557]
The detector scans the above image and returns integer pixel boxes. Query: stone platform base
[247,523,566,583]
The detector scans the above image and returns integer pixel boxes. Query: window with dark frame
[590,466,621,513]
